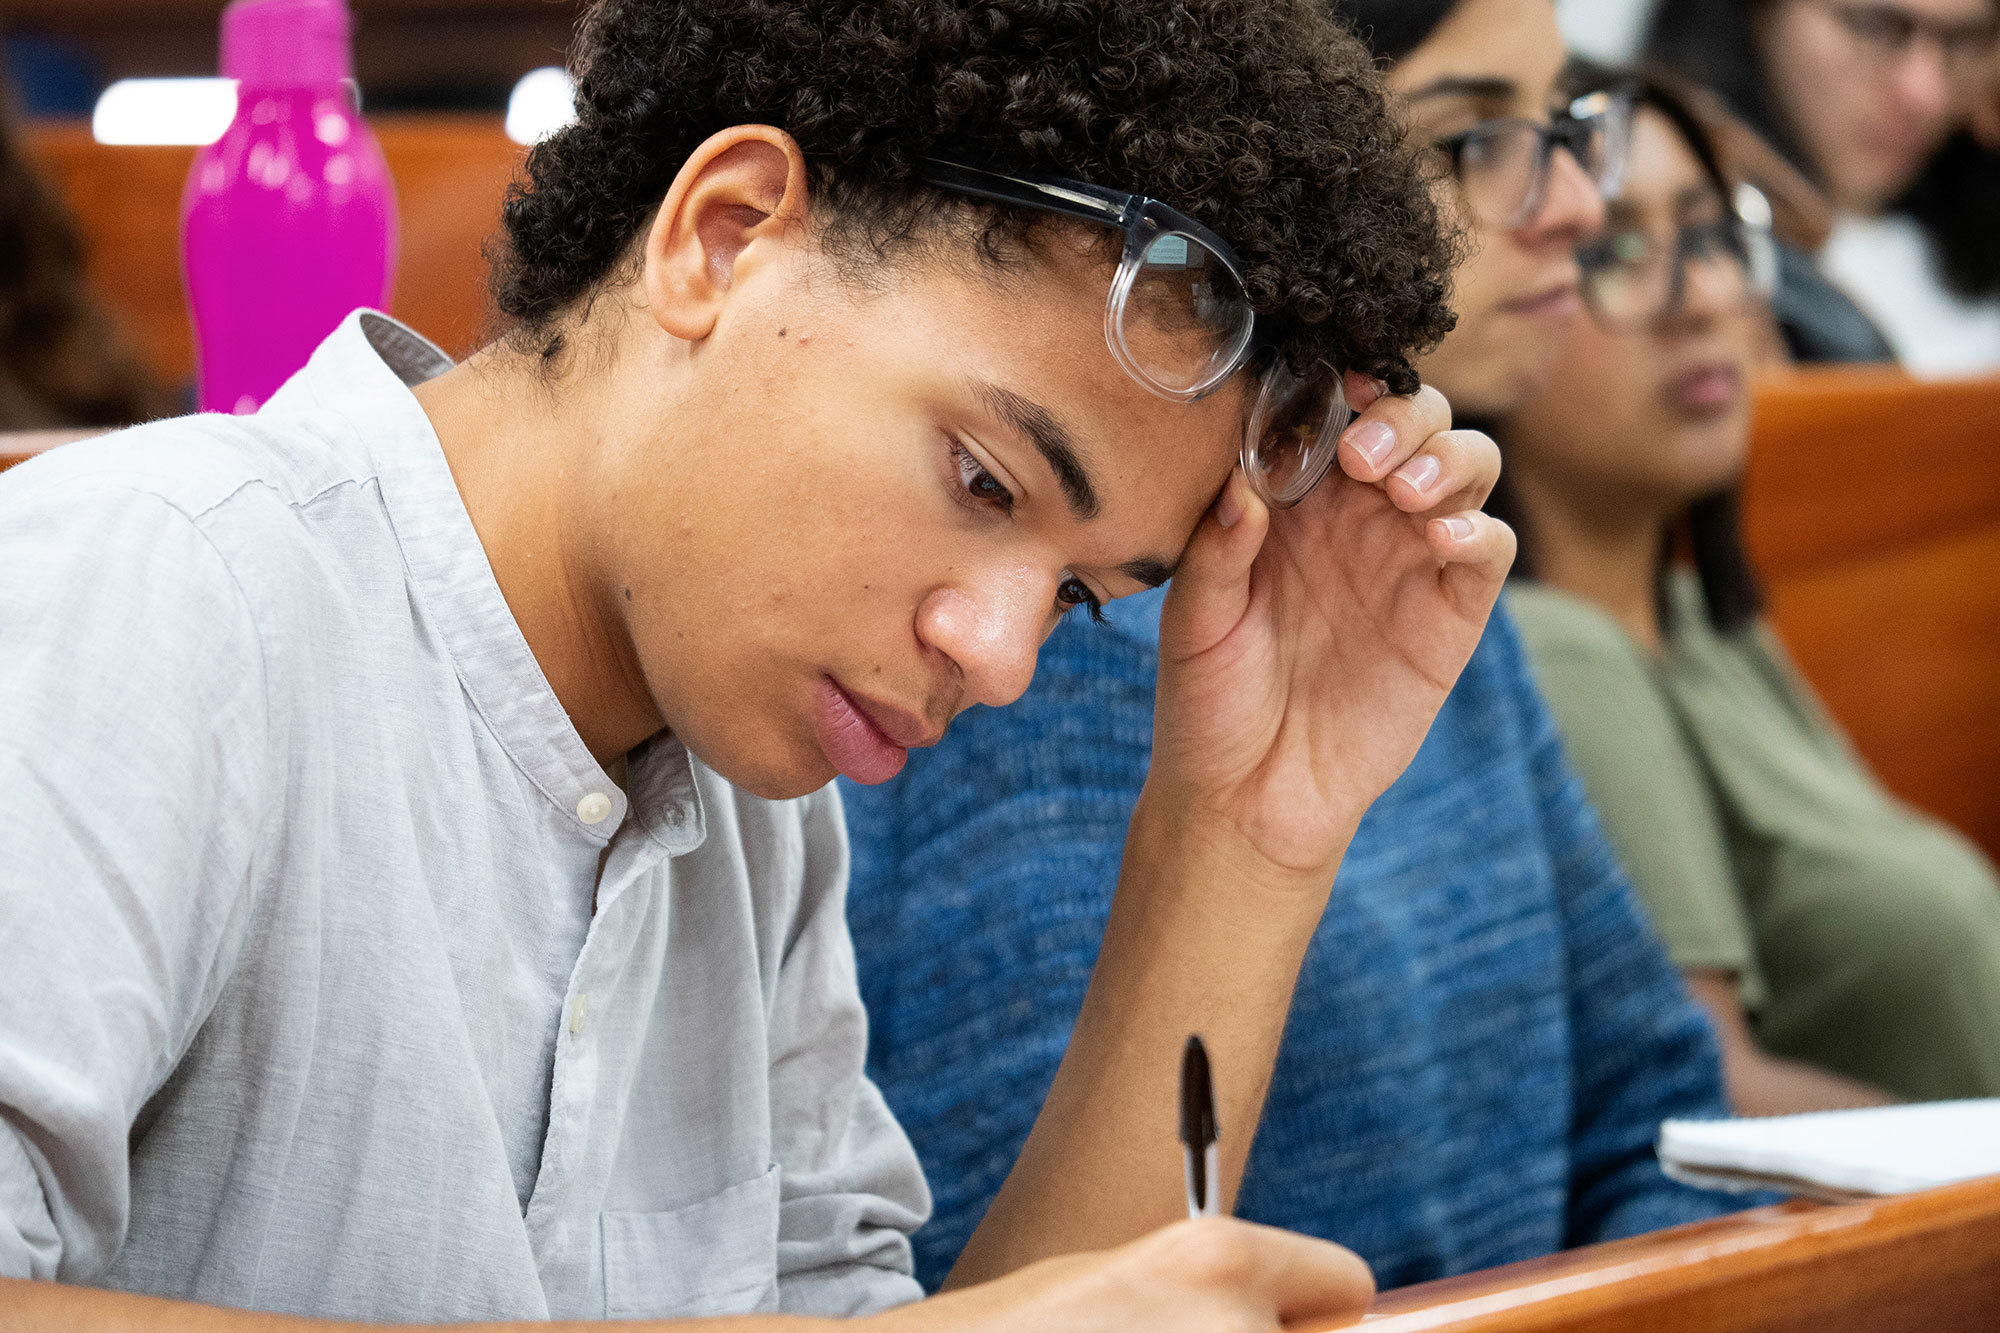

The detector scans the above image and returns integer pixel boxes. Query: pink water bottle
[181,0,397,414]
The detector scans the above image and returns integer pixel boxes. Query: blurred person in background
[845,0,1751,1298]
[1891,49,2000,371]
[0,73,173,430]
[1496,71,2000,1112]
[1647,0,2000,372]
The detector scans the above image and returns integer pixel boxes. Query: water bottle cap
[220,0,353,89]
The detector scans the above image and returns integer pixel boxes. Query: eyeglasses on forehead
[916,159,1354,508]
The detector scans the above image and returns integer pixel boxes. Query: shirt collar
[267,311,705,853]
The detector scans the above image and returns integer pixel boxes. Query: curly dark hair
[491,0,1459,393]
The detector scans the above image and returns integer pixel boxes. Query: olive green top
[1508,573,2000,1099]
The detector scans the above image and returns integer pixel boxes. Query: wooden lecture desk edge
[1305,1173,2000,1332]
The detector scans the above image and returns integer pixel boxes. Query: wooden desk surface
[1316,1174,2000,1332]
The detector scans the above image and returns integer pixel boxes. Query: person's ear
[641,125,809,343]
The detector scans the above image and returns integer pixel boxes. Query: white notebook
[1658,1100,2000,1199]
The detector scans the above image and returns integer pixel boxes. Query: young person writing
[0,1,1507,1329]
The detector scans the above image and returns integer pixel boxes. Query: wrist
[1125,784,1351,911]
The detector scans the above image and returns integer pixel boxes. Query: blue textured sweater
[842,592,1741,1291]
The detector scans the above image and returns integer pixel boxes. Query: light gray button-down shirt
[0,312,929,1321]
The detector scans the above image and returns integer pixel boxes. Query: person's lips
[1667,360,1744,415]
[846,686,941,750]
[811,677,938,785]
[1500,278,1583,318]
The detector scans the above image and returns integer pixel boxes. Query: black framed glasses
[1579,183,1780,330]
[918,160,1350,508]
[1807,0,2000,79]
[1432,89,1635,230]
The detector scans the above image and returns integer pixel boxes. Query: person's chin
[715,748,839,802]
[671,716,838,802]
[1453,345,1567,420]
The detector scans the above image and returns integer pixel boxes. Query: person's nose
[1519,145,1607,248]
[1665,250,1738,333]
[914,569,1049,710]
[1888,40,1955,122]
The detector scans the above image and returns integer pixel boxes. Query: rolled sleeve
[768,787,929,1316]
[0,477,268,1280]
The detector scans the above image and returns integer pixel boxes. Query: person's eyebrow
[1404,75,1520,106]
[1118,555,1176,590]
[970,381,1100,520]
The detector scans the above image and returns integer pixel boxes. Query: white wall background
[1556,0,1661,63]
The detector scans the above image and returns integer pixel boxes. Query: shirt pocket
[600,1164,782,1319]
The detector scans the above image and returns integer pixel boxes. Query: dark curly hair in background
[490,0,1459,394]
[0,73,174,429]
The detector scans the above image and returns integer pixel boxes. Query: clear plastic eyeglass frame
[917,160,1352,508]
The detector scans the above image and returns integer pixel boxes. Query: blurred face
[1390,0,1609,417]
[1501,109,1761,518]
[594,232,1245,799]
[1758,0,2000,211]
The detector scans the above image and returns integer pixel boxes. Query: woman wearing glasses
[1648,0,2000,372]
[1341,0,1614,418]
[1496,73,2000,1111]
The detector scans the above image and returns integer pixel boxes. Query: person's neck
[412,339,666,768]
[1514,470,1672,657]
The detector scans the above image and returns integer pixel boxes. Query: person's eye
[947,438,1014,514]
[1840,5,1910,46]
[1055,574,1107,624]
[1583,229,1652,271]
[1684,220,1736,258]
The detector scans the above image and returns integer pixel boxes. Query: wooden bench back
[23,116,522,381]
[1742,368,2000,862]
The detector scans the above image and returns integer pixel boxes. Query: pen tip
[1180,1034,1216,1148]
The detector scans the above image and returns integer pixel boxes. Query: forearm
[1683,971,1896,1116]
[1721,1048,1896,1117]
[943,794,1343,1288]
[0,1279,836,1333]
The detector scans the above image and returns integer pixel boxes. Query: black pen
[1180,1033,1219,1218]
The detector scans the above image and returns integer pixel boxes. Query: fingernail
[1218,472,1246,529]
[1395,454,1441,493]
[1370,376,1392,400]
[1347,421,1396,468]
[1438,515,1474,541]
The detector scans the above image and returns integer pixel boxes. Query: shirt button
[570,992,590,1036]
[577,791,612,825]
